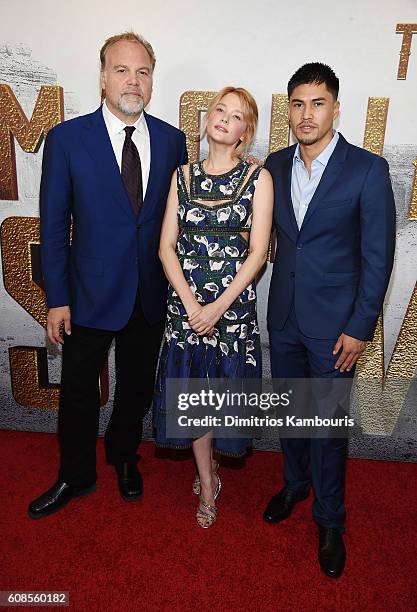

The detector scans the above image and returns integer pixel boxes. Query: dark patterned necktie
[121,126,143,215]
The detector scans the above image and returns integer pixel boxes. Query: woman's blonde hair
[203,86,258,156]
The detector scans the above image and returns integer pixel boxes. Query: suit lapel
[139,112,169,223]
[300,134,348,230]
[278,146,299,239]
[81,107,135,220]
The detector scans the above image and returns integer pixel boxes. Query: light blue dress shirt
[291,131,339,229]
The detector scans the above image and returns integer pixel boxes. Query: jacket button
[291,272,295,277]
[297,244,303,250]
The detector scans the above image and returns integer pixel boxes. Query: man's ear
[334,100,340,121]
[99,71,106,102]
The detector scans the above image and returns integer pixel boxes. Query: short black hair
[287,62,339,99]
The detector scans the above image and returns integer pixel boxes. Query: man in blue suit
[28,32,187,519]
[263,63,395,577]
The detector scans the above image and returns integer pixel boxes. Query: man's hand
[47,306,71,345]
[333,333,367,372]
[188,303,223,336]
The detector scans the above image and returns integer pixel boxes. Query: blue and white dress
[153,160,263,457]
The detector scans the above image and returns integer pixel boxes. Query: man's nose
[302,105,313,119]
[126,71,139,85]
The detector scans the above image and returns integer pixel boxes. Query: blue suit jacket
[40,107,187,330]
[264,134,396,341]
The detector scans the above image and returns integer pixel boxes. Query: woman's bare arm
[158,170,201,318]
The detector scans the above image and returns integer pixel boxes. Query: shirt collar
[102,100,146,137]
[293,130,339,167]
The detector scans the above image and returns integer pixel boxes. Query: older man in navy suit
[263,63,395,578]
[29,32,187,519]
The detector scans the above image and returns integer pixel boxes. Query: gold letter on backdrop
[356,97,388,431]
[0,217,109,409]
[396,24,417,80]
[179,91,216,163]
[409,157,417,220]
[356,97,417,433]
[0,84,64,201]
[268,94,289,154]
[268,94,290,261]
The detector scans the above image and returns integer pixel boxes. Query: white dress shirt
[291,131,339,229]
[102,100,151,198]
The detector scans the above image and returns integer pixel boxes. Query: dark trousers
[269,303,355,532]
[58,293,164,487]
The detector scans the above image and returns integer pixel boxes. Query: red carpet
[1,430,416,611]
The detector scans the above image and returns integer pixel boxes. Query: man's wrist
[342,331,367,342]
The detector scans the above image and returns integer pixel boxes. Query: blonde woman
[154,87,273,527]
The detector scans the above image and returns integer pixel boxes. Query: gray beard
[118,96,144,117]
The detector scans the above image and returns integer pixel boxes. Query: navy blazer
[265,134,396,341]
[40,107,187,330]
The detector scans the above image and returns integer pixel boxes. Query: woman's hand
[188,302,224,336]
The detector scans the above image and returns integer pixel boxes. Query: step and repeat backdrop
[0,0,416,460]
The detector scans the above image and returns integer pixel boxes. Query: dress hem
[154,440,252,459]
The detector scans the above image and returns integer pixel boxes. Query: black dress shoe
[28,480,96,520]
[318,525,346,578]
[263,486,309,523]
[115,462,143,501]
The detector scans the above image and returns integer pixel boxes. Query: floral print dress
[153,160,263,457]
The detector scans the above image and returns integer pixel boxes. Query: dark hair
[287,62,339,99]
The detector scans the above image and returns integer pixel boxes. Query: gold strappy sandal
[193,461,220,496]
[196,495,217,528]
